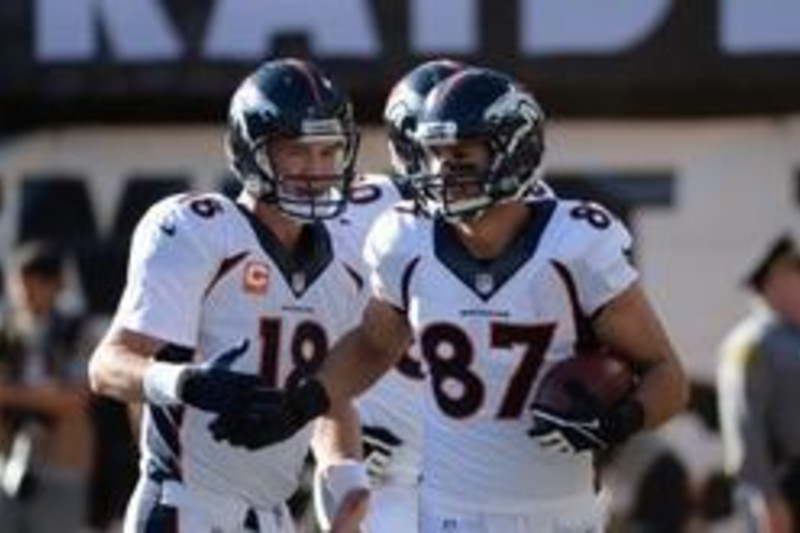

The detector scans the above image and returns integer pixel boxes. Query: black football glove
[209,378,330,450]
[528,382,644,454]
[362,425,403,482]
[177,340,265,414]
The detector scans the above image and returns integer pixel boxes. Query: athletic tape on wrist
[143,361,187,406]
[313,460,369,531]
[325,459,370,499]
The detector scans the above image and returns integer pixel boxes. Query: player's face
[260,137,347,197]
[424,140,489,204]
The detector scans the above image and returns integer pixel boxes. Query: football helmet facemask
[413,68,545,221]
[226,58,359,220]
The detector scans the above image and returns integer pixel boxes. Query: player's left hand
[209,378,330,449]
[528,384,644,454]
[329,488,370,533]
[528,408,610,453]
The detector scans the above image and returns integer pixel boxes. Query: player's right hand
[362,425,403,482]
[179,340,263,413]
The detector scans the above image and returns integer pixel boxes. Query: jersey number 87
[421,322,556,419]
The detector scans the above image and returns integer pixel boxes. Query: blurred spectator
[604,379,746,532]
[697,470,739,532]
[0,241,94,532]
[627,450,694,532]
[718,233,800,533]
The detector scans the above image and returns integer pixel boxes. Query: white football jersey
[334,173,407,267]
[113,192,363,507]
[364,198,638,511]
[334,173,424,486]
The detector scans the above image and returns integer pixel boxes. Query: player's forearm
[312,402,363,468]
[89,347,149,403]
[88,330,159,404]
[317,326,406,407]
[634,354,689,429]
[594,283,689,429]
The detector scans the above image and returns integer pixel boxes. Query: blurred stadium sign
[2,0,800,126]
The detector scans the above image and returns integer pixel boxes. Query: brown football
[532,348,636,416]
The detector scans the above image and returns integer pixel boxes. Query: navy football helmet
[226,58,359,220]
[383,59,464,196]
[413,68,545,221]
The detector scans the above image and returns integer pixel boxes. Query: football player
[394,67,688,531]
[87,58,376,533]
[314,59,466,533]
[271,67,689,532]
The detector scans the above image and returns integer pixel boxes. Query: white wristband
[325,459,370,500]
[143,361,188,406]
[313,460,369,531]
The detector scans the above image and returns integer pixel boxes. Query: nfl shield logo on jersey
[291,272,306,293]
[475,272,494,296]
[243,261,269,295]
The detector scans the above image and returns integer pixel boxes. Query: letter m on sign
[15,174,189,314]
